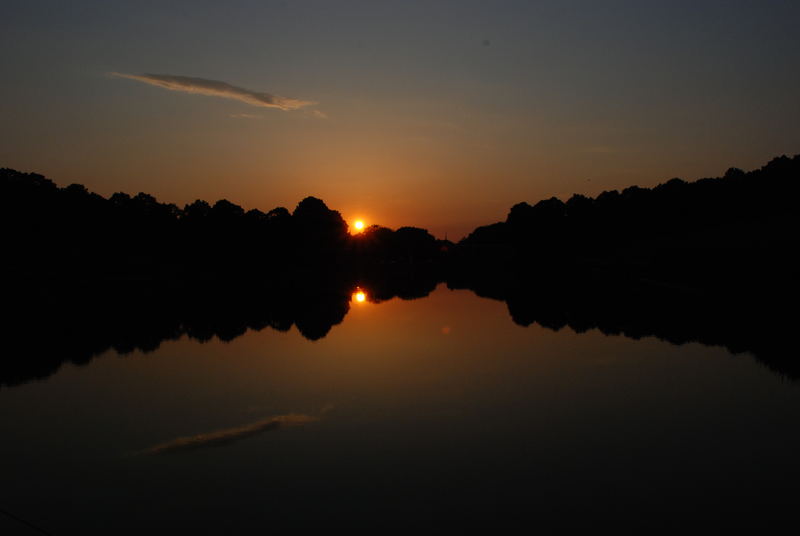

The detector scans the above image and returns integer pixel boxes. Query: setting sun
[354,291,366,303]
[354,220,365,231]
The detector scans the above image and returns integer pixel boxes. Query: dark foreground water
[1,284,799,532]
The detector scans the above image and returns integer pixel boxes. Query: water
[1,284,798,532]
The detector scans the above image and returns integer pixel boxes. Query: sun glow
[354,291,366,303]
[353,220,365,232]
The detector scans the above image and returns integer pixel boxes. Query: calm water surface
[1,285,799,532]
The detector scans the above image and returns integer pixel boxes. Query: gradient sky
[2,0,799,238]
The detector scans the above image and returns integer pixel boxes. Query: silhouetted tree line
[457,154,800,292]
[2,154,799,387]
[351,224,448,265]
[6,154,797,287]
[0,169,446,282]
[463,154,800,250]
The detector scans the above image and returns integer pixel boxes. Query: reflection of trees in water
[448,267,798,381]
[2,280,344,388]
[1,268,442,388]
[2,266,796,388]
[2,155,799,387]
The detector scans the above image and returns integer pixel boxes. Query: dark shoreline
[3,154,798,387]
[3,260,797,389]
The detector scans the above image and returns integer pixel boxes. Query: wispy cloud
[110,72,315,111]
[584,146,618,154]
[230,110,327,120]
[140,413,319,455]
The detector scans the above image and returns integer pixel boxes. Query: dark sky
[2,0,799,237]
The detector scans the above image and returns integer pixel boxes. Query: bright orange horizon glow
[354,291,366,303]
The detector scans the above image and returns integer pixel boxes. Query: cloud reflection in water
[140,413,319,455]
